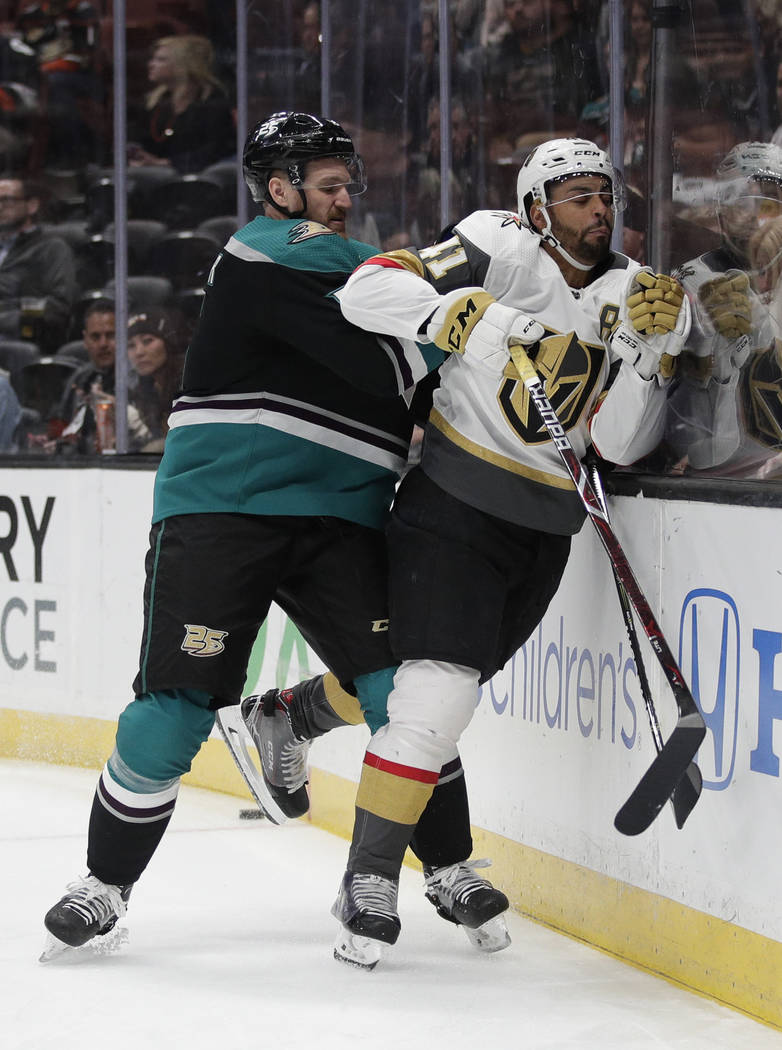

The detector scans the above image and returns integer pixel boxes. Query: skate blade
[462,914,511,954]
[39,925,129,964]
[333,927,385,971]
[215,706,291,825]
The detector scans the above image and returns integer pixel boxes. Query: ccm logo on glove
[427,287,545,374]
[433,290,495,353]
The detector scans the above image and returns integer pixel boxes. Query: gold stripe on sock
[355,759,436,824]
[322,672,364,725]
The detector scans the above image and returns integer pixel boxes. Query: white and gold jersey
[339,210,669,534]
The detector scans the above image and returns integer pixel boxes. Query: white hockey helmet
[516,138,626,270]
[715,141,782,258]
[715,140,782,188]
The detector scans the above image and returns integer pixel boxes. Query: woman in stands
[129,34,234,174]
[126,307,186,453]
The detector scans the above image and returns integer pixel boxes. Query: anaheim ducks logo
[741,344,782,447]
[288,220,336,243]
[498,328,604,444]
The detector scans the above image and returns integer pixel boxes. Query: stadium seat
[174,286,206,328]
[101,220,169,274]
[76,233,115,289]
[84,177,114,232]
[145,174,226,230]
[13,356,81,420]
[196,215,237,246]
[55,339,90,363]
[41,220,91,254]
[102,275,174,310]
[146,230,220,290]
[0,339,40,377]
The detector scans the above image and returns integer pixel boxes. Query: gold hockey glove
[426,287,544,374]
[610,269,691,382]
[698,270,752,341]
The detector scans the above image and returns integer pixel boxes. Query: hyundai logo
[678,589,740,790]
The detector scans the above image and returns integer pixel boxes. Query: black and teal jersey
[152,216,443,528]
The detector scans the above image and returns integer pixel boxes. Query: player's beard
[550,213,612,266]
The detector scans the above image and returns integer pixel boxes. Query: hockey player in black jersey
[329,137,692,968]
[41,112,508,960]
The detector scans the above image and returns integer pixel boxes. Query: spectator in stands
[16,0,106,168]
[578,0,649,173]
[0,175,76,352]
[55,297,117,436]
[407,10,476,163]
[483,0,600,158]
[126,307,187,453]
[50,302,185,454]
[294,1,322,114]
[622,183,647,263]
[128,34,234,174]
[408,11,439,160]
[0,366,21,451]
[413,96,479,243]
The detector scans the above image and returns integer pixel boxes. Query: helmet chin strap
[538,208,594,272]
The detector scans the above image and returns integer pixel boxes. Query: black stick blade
[614,718,706,835]
[671,762,703,829]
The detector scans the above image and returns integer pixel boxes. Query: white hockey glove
[426,287,544,374]
[609,270,691,383]
[695,270,753,383]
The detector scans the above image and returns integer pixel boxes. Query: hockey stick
[508,341,705,835]
[588,462,703,829]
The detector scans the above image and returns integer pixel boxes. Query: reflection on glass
[667,142,782,477]
[1,0,782,487]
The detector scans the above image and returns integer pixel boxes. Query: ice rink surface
[3,759,780,1050]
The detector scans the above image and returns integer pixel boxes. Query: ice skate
[216,689,310,824]
[41,875,132,962]
[424,858,511,953]
[331,870,401,970]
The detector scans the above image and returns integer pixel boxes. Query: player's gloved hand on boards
[426,286,544,374]
[609,270,691,383]
[696,270,753,384]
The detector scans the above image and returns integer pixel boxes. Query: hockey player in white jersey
[329,137,692,968]
[666,141,782,474]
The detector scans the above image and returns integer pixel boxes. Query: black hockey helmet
[243,111,366,207]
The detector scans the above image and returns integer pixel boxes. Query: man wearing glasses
[0,176,76,353]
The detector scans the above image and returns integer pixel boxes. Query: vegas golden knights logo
[742,344,782,448]
[181,624,229,657]
[498,329,604,444]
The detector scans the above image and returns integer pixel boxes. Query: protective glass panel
[0,0,781,485]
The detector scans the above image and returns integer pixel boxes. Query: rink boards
[0,464,780,1028]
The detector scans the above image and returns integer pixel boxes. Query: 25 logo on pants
[181,624,229,657]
